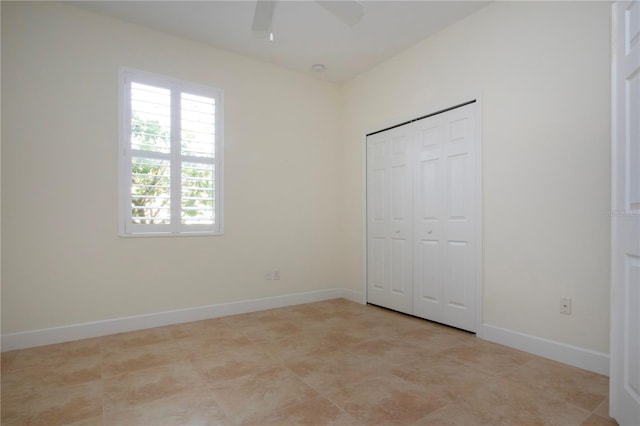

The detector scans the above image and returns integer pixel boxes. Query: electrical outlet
[265,271,273,280]
[560,298,572,315]
[273,270,280,280]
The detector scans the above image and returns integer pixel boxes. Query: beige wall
[341,1,611,352]
[1,2,343,333]
[2,1,612,355]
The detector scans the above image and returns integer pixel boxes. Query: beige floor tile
[0,299,615,426]
[298,316,358,333]
[368,313,433,337]
[103,361,205,412]
[392,322,474,352]
[460,377,591,425]
[253,396,360,426]
[581,414,619,426]
[415,400,496,426]
[209,366,319,424]
[191,345,281,382]
[1,351,18,373]
[319,329,376,348]
[63,415,104,426]
[311,299,371,316]
[11,338,101,371]
[166,317,237,340]
[504,357,609,411]
[100,327,173,350]
[326,372,450,425]
[286,348,386,395]
[104,386,229,426]
[219,309,282,328]
[240,319,307,342]
[286,315,343,334]
[342,312,392,331]
[1,380,103,426]
[102,339,187,377]
[345,338,427,366]
[314,322,383,348]
[176,332,254,356]
[594,398,613,419]
[326,312,376,328]
[390,356,493,400]
[268,303,328,321]
[347,311,387,327]
[435,339,534,375]
[2,355,101,401]
[260,333,341,362]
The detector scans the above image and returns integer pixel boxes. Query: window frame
[118,67,224,237]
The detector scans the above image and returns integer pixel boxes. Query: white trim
[361,133,368,304]
[474,93,484,338]
[609,1,619,412]
[482,323,610,376]
[1,288,363,351]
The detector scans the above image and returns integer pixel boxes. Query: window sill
[118,230,224,238]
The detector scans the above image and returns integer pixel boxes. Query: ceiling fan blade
[316,0,364,26]
[252,0,275,39]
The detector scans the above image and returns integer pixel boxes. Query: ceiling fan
[251,0,365,40]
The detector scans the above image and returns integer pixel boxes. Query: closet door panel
[413,115,446,323]
[366,127,413,314]
[441,104,477,331]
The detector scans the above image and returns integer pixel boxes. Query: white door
[366,126,413,314]
[366,102,480,331]
[413,104,478,332]
[611,1,640,425]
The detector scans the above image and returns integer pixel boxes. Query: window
[119,68,223,236]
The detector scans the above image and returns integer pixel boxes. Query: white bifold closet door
[366,102,478,332]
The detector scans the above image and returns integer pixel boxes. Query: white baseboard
[2,293,609,378]
[481,323,609,376]
[2,288,363,351]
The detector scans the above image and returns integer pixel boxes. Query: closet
[366,102,480,332]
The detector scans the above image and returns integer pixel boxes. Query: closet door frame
[362,96,483,337]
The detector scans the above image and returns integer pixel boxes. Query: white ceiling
[69,1,491,83]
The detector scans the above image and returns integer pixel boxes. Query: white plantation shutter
[119,68,223,236]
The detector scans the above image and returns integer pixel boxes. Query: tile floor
[1,298,617,425]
